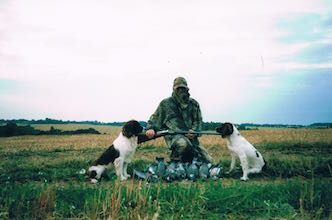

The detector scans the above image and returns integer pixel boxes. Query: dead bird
[186,158,199,181]
[164,161,177,182]
[146,164,157,175]
[147,174,158,183]
[156,157,166,178]
[133,169,146,180]
[175,162,186,180]
[199,163,210,181]
[209,164,223,180]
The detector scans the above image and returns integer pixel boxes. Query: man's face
[176,87,190,103]
[177,87,188,93]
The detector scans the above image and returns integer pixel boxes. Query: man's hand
[145,129,155,139]
[185,129,195,139]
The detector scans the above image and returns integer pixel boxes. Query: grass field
[0,124,331,219]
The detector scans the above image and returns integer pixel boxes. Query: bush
[0,123,40,137]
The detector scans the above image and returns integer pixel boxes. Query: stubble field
[0,124,331,219]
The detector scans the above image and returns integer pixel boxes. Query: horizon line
[1,118,331,127]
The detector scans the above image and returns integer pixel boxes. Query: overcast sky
[0,0,331,125]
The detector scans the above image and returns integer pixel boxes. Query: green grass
[0,139,332,219]
[259,142,332,155]
[1,178,331,219]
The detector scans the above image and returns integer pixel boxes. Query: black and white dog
[88,120,143,183]
[216,122,266,181]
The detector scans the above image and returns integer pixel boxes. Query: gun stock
[137,130,170,144]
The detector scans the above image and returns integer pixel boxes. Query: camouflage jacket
[146,95,202,146]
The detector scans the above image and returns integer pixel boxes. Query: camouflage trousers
[165,135,213,163]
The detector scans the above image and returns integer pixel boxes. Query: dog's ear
[122,120,143,137]
[122,120,134,137]
[134,121,143,134]
[225,122,234,137]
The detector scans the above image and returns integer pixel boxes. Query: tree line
[0,123,100,137]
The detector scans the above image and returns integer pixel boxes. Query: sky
[0,0,331,125]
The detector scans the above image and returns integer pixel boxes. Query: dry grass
[32,124,121,134]
[32,186,56,220]
[0,125,120,152]
[0,134,108,153]
[1,126,332,164]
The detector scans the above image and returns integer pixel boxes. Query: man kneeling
[145,76,213,163]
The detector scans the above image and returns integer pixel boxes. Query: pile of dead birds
[133,157,223,183]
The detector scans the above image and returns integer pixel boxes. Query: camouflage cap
[173,77,188,89]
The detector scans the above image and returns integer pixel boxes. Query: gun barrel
[137,129,221,144]
[174,130,221,135]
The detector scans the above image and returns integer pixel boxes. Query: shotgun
[137,129,221,144]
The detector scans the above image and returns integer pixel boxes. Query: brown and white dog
[88,120,143,183]
[216,122,266,181]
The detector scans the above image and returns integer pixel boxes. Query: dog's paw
[125,174,131,178]
[240,176,248,181]
[120,176,128,181]
[91,178,98,184]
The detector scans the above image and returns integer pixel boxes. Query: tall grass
[0,178,331,219]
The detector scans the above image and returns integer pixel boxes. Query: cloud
[293,43,332,64]
[0,0,331,123]
[222,68,332,125]
[276,13,330,44]
[276,12,332,66]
